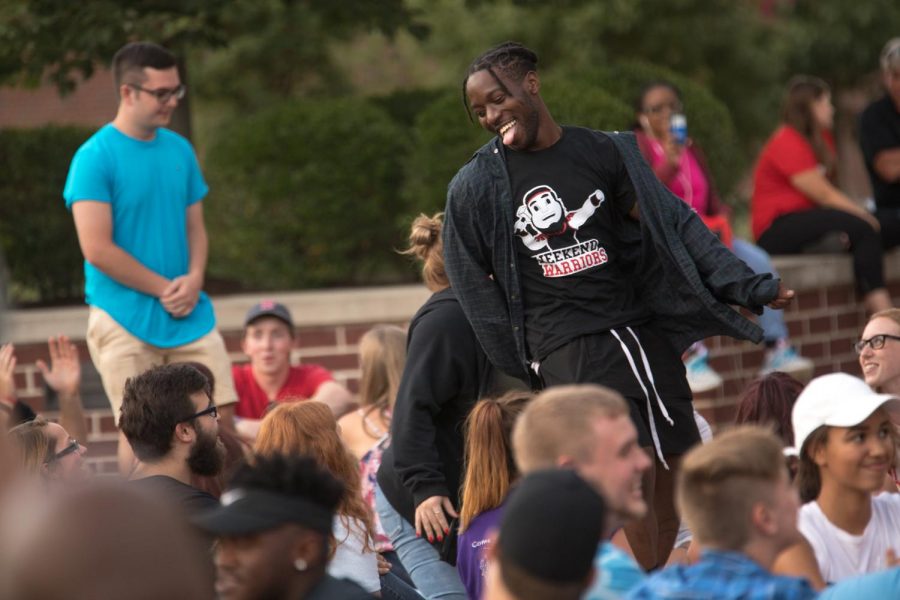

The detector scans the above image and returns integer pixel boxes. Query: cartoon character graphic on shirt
[514,184,609,278]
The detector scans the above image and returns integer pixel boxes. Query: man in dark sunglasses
[62,40,238,476]
[120,363,226,516]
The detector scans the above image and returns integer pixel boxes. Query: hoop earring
[294,558,308,572]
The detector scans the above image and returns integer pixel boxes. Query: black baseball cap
[498,469,606,583]
[244,300,294,329]
[194,488,334,536]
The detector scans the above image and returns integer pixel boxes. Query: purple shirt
[457,505,505,599]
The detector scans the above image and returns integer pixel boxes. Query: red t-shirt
[751,125,835,239]
[231,363,334,419]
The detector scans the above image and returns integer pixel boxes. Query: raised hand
[36,335,81,398]
[0,343,17,402]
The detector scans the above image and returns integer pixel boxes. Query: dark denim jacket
[443,129,779,382]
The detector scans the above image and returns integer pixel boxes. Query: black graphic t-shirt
[506,126,649,360]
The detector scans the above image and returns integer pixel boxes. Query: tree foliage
[203,97,412,289]
[0,126,92,304]
[781,0,900,87]
[0,0,229,92]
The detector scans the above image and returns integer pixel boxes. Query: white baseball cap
[792,373,900,454]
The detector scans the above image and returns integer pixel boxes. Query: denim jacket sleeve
[443,159,531,382]
[609,131,779,351]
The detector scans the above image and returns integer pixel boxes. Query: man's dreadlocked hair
[462,42,539,121]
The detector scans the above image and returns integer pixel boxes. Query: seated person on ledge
[232,301,354,441]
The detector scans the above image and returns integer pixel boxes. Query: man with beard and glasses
[445,41,794,571]
[120,363,225,515]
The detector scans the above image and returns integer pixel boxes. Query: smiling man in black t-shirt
[443,41,793,571]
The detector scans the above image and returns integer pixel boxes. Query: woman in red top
[752,76,890,314]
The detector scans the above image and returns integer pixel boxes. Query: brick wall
[693,252,900,426]
[4,253,900,472]
[0,70,116,128]
[3,286,429,473]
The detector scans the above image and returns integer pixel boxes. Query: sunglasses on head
[46,439,80,463]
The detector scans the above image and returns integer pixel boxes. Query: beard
[518,96,542,151]
[187,427,226,477]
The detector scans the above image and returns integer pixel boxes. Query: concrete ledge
[5,246,900,345]
[3,284,431,344]
[762,247,900,292]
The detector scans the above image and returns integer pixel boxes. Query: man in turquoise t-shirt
[63,41,236,473]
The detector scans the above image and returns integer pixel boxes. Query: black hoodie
[377,287,493,527]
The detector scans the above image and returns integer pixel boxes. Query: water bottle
[670,113,688,146]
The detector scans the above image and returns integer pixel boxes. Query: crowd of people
[2,37,900,599]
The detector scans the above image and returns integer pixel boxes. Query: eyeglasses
[128,83,187,104]
[643,101,683,115]
[46,439,80,463]
[853,334,900,354]
[179,404,218,423]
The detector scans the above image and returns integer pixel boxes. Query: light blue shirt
[63,124,215,347]
[585,541,646,599]
[819,567,900,600]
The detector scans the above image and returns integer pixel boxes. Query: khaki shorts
[86,306,237,424]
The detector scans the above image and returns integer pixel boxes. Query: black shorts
[538,324,700,457]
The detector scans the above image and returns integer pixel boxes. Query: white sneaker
[760,344,814,382]
[684,345,723,393]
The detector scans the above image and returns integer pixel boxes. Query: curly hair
[119,364,210,462]
[230,452,344,512]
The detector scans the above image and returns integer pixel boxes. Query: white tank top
[798,493,900,583]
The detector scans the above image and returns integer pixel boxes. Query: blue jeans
[381,571,424,600]
[375,484,466,599]
[731,239,788,342]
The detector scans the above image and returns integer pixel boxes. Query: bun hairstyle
[401,213,449,292]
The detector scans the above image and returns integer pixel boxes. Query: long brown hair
[8,417,55,476]
[255,402,375,551]
[459,391,533,532]
[781,75,835,177]
[357,325,406,434]
[400,213,448,292]
[795,426,829,504]
[734,372,803,447]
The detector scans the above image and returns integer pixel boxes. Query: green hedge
[0,126,92,304]
[204,96,415,289]
[578,60,746,197]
